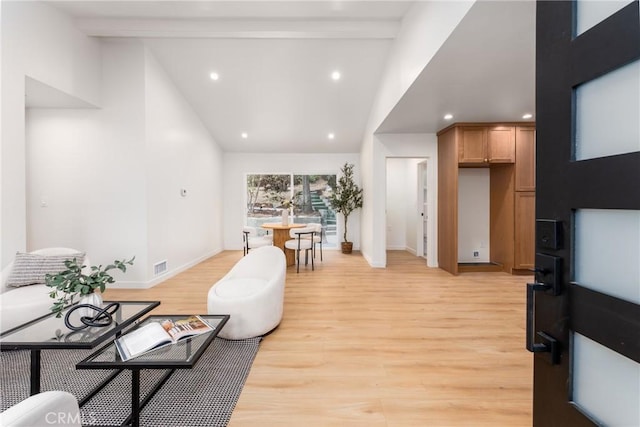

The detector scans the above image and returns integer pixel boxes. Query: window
[246,174,338,248]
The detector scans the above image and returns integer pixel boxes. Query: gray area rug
[0,337,261,426]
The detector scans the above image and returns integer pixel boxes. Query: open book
[115,315,213,362]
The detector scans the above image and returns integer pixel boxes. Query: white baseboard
[110,248,222,289]
[386,246,417,255]
[362,251,385,268]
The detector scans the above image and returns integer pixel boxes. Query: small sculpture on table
[64,302,121,331]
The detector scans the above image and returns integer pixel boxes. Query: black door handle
[526,282,561,364]
[526,282,550,352]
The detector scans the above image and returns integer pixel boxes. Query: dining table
[261,222,306,266]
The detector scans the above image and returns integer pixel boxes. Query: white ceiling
[45,0,536,153]
[49,1,414,20]
[143,37,393,153]
[378,0,536,134]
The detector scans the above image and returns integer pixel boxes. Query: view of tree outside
[246,174,338,248]
[246,174,291,216]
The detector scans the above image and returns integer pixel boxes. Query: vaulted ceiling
[45,0,535,153]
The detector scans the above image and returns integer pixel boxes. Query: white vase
[78,292,103,318]
[282,209,289,226]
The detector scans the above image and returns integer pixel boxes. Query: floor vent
[154,260,168,276]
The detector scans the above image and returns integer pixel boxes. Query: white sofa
[0,248,88,333]
[1,391,81,427]
[207,246,286,340]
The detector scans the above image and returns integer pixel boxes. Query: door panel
[416,160,428,261]
[574,209,640,303]
[487,126,515,163]
[459,127,486,164]
[514,192,535,269]
[575,0,634,36]
[420,161,428,261]
[575,59,640,160]
[533,1,640,426]
[515,126,536,191]
[572,333,640,427]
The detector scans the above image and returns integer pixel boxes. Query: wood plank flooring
[104,250,533,426]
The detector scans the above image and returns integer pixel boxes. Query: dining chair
[242,226,272,256]
[304,223,324,261]
[284,226,315,273]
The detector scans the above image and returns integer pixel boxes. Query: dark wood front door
[533,1,640,426]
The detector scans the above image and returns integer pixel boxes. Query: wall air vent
[154,260,168,276]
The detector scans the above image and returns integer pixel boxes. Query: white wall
[26,42,148,284]
[144,49,223,286]
[359,1,475,268]
[1,0,102,267]
[223,153,359,250]
[24,41,224,288]
[377,134,438,267]
[386,158,409,250]
[458,168,490,263]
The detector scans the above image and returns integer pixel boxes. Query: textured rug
[0,337,261,426]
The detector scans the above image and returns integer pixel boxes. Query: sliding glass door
[246,173,338,248]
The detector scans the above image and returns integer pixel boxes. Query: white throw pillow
[6,252,85,288]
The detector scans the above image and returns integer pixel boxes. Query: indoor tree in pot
[328,162,363,254]
[46,256,135,318]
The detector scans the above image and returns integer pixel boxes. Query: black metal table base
[79,369,123,407]
[79,368,176,427]
[29,350,41,395]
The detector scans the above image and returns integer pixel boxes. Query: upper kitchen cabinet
[487,126,516,163]
[456,125,516,166]
[458,126,487,164]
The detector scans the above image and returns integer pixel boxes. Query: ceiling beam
[75,18,400,39]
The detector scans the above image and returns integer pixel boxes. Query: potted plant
[46,256,135,317]
[328,162,363,254]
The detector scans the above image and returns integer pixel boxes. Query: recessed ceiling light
[522,113,533,119]
[444,114,453,120]
[328,133,335,140]
[331,71,341,81]
[241,132,248,139]
[209,72,219,81]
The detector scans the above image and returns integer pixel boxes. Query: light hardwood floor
[105,250,533,426]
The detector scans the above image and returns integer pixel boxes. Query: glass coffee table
[77,314,229,427]
[0,300,160,396]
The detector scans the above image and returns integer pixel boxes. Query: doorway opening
[385,157,435,267]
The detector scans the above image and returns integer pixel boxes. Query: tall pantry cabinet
[437,123,535,275]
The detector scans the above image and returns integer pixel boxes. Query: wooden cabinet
[487,126,516,163]
[458,127,486,164]
[437,122,535,275]
[514,191,535,269]
[458,125,515,165]
[515,126,536,191]
[438,128,459,275]
[514,126,536,270]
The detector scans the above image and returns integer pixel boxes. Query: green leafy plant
[328,162,363,243]
[46,256,135,317]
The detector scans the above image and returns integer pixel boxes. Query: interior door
[417,160,428,263]
[532,1,640,426]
